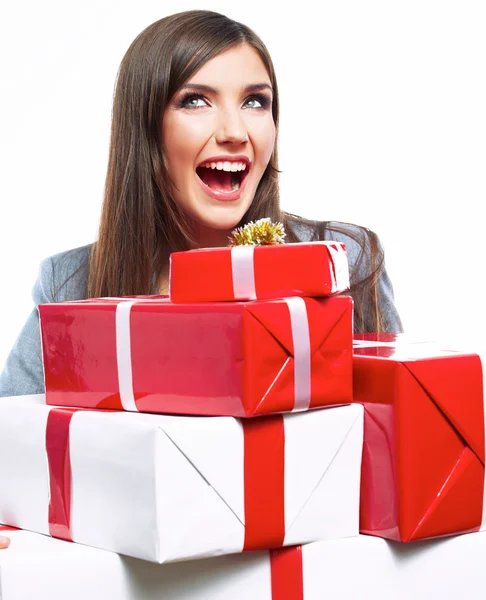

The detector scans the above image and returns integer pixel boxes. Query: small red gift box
[39,295,353,417]
[169,242,350,303]
[353,333,485,541]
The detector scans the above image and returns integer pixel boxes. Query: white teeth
[201,161,248,171]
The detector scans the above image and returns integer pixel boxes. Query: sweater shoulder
[286,216,382,279]
[41,243,92,302]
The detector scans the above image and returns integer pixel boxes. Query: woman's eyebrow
[179,83,273,94]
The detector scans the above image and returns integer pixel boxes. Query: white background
[0,0,485,369]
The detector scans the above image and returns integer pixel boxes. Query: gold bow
[229,218,286,246]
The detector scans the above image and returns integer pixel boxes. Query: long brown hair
[88,9,387,332]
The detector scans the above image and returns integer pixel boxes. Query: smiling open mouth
[196,164,249,193]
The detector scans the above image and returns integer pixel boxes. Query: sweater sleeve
[364,238,404,334]
[336,225,404,334]
[287,218,404,333]
[0,257,55,397]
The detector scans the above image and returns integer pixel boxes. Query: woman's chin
[189,211,247,247]
[193,203,251,232]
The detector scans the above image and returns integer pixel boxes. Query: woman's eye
[244,94,271,110]
[244,97,262,109]
[180,95,206,108]
[184,96,204,108]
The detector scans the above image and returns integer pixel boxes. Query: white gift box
[1,528,486,599]
[0,395,363,562]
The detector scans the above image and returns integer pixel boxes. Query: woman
[0,9,402,401]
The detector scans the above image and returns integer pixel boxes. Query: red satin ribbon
[46,408,80,541]
[0,525,19,532]
[243,415,286,551]
[270,545,304,600]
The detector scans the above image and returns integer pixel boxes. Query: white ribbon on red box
[110,297,170,412]
[113,297,311,413]
[285,297,311,412]
[326,243,350,291]
[230,242,349,302]
[231,245,257,301]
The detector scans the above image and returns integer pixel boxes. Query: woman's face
[162,43,276,246]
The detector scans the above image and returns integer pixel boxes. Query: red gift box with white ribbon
[353,333,485,541]
[169,242,350,303]
[39,295,353,417]
[0,395,363,563]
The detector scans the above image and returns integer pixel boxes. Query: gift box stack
[0,219,485,598]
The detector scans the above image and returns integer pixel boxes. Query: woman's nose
[215,109,249,145]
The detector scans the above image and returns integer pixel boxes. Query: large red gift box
[353,333,485,541]
[169,241,350,303]
[39,295,353,416]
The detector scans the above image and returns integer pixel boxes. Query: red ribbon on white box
[0,525,19,532]
[46,407,79,541]
[113,296,311,414]
[270,546,304,600]
[45,407,287,554]
[243,415,285,551]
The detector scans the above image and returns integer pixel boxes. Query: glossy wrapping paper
[39,295,353,417]
[0,395,363,563]
[353,333,485,541]
[3,529,486,600]
[169,241,350,303]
